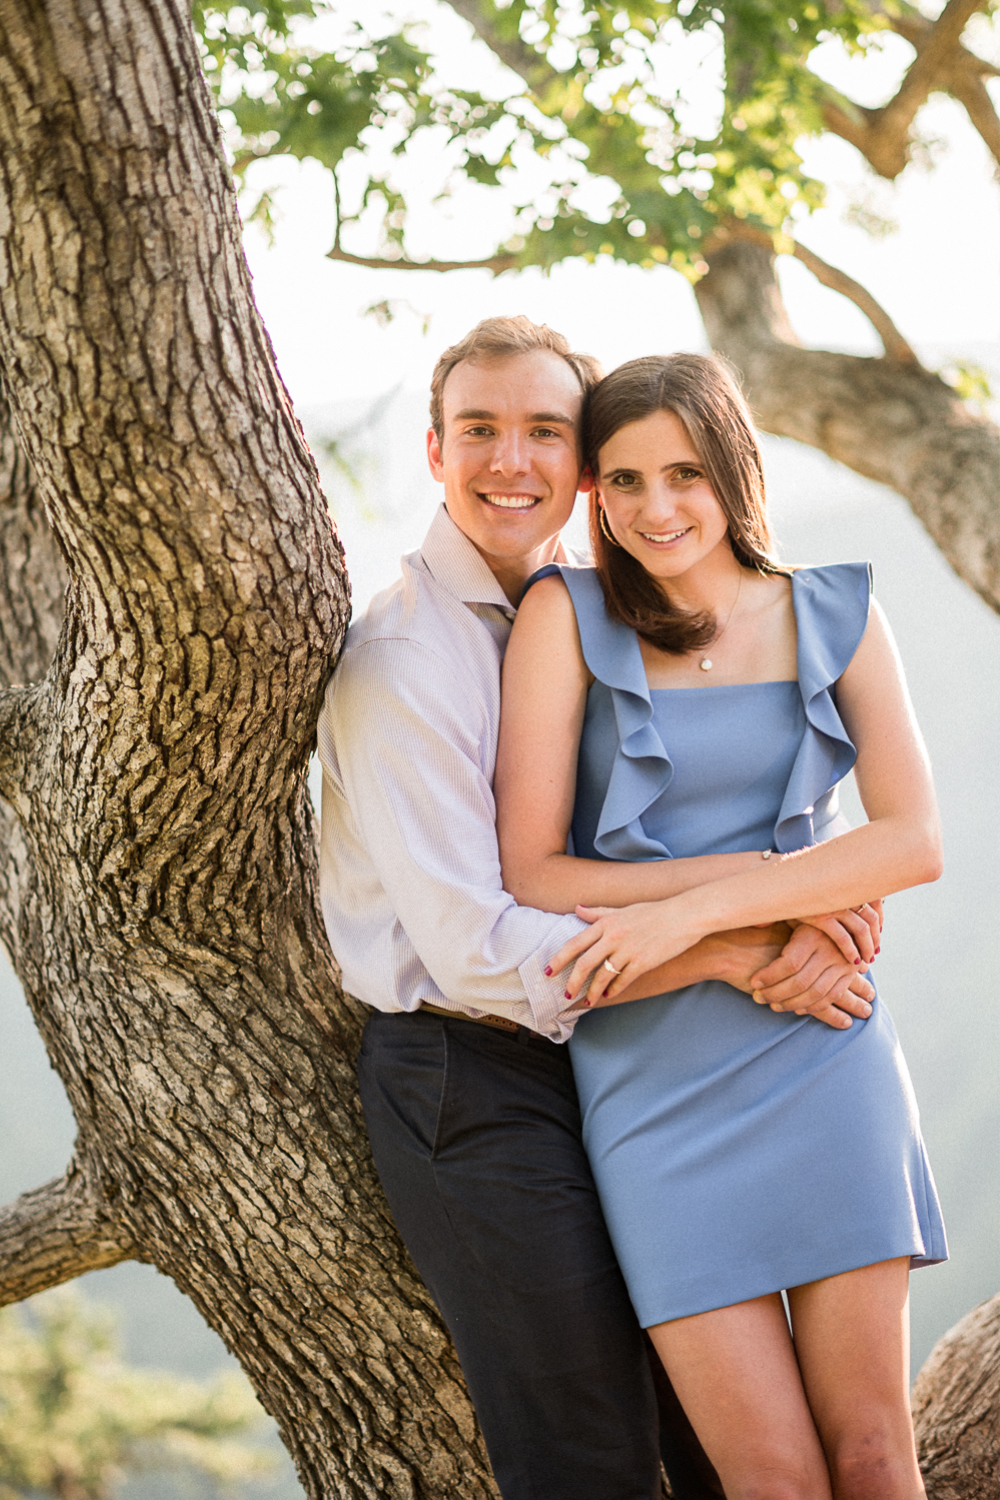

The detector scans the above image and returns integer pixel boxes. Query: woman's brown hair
[584,353,788,656]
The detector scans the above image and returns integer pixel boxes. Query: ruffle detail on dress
[524,564,674,860]
[773,562,871,852]
[521,559,872,861]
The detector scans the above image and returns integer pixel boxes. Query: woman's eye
[676,467,701,480]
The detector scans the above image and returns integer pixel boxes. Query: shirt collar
[419,503,517,612]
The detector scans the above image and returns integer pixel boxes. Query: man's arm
[320,635,588,1038]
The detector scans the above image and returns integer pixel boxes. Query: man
[318,317,876,1500]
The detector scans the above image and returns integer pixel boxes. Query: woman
[494,354,946,1500]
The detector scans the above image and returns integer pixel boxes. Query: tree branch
[822,0,992,177]
[696,239,1000,615]
[327,245,516,274]
[0,1162,134,1310]
[707,223,920,366]
[444,0,548,88]
[891,12,1000,172]
[790,242,920,366]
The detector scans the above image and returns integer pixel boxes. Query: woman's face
[596,409,731,583]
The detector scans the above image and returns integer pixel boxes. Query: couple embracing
[318,317,946,1500]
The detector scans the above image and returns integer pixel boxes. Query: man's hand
[747,923,875,1030]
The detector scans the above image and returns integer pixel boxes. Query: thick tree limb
[823,0,994,177]
[912,1292,1000,1496]
[697,239,1000,613]
[0,1162,134,1310]
[0,393,66,688]
[0,682,41,806]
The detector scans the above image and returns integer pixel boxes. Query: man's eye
[465,426,493,437]
[532,427,559,438]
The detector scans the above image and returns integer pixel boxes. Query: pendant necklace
[699,569,744,672]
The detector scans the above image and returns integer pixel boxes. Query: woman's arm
[496,576,765,910]
[553,601,942,1002]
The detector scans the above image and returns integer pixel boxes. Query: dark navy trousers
[357,1008,723,1500]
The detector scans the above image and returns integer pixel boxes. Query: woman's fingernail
[564,990,572,1000]
[854,958,861,965]
[583,1000,592,1009]
[544,966,552,976]
[875,947,881,955]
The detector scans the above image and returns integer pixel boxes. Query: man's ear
[577,465,594,494]
[427,426,445,482]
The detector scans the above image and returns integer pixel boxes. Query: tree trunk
[0,2,498,1495]
[695,240,1000,616]
[912,1293,1000,1497]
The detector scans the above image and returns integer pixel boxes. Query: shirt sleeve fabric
[318,634,586,1041]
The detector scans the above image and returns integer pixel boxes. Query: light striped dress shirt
[317,504,586,1041]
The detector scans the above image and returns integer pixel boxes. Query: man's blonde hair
[429,315,603,441]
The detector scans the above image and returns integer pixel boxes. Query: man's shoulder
[342,551,471,659]
[328,553,495,708]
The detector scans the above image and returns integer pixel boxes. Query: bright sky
[238,4,1000,410]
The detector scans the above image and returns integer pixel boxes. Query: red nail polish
[564,990,572,999]
[544,966,552,976]
[854,958,861,965]
[875,947,880,955]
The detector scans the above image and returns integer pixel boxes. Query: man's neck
[475,534,565,607]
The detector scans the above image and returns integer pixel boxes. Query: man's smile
[479,492,542,510]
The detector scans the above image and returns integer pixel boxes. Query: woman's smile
[597,409,731,586]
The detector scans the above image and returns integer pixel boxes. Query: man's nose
[489,430,530,474]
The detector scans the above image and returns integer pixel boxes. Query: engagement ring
[603,959,622,975]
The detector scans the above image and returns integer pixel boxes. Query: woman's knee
[827,1429,923,1499]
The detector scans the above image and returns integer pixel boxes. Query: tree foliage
[0,1290,273,1500]
[191,0,999,282]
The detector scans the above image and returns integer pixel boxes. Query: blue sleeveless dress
[538,561,946,1328]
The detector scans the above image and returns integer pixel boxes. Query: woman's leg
[788,1258,925,1500]
[647,1295,833,1500]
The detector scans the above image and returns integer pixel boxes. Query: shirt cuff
[518,913,588,1042]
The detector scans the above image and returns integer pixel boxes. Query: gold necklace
[699,568,744,672]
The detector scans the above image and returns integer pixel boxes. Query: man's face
[427,350,589,573]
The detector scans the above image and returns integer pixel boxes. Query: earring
[598,504,621,549]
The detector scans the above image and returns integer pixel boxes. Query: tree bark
[912,1293,1000,1497]
[0,2,498,1496]
[695,239,1000,615]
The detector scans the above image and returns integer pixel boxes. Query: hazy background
[1,6,998,1493]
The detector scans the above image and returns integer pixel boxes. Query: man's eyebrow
[452,408,577,426]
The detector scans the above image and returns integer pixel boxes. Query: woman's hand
[551,898,706,1006]
[797,898,883,966]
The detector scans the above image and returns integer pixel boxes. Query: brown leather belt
[419,1002,537,1038]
